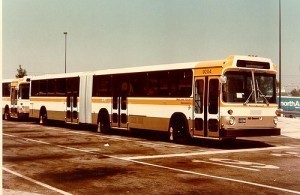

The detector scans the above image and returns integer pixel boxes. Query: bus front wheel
[169,114,190,144]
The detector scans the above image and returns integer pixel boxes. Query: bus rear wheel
[3,111,10,120]
[39,108,48,125]
[3,106,10,120]
[97,110,110,133]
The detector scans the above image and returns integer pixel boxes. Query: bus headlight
[228,116,235,125]
[275,109,283,116]
[273,117,278,125]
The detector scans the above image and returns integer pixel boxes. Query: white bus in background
[29,72,90,125]
[28,55,280,143]
[2,79,13,119]
[2,77,31,120]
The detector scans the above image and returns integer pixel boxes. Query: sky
[2,0,300,91]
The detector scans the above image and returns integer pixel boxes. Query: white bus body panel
[79,74,92,124]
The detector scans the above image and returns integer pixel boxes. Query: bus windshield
[19,83,30,99]
[222,71,276,104]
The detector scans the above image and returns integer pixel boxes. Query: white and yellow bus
[2,77,31,120]
[2,79,13,119]
[28,55,280,143]
[29,72,86,124]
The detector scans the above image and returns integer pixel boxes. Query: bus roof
[26,55,276,80]
[30,71,88,80]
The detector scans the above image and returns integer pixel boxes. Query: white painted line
[126,159,300,194]
[3,133,97,155]
[3,167,72,195]
[191,159,260,172]
[120,146,294,160]
[4,133,300,194]
[3,189,41,195]
[41,126,187,149]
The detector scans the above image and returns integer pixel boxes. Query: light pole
[64,32,68,73]
[278,0,282,109]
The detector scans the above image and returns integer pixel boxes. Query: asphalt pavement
[2,117,300,194]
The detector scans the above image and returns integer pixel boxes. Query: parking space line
[3,167,72,195]
[4,133,300,194]
[120,146,294,160]
[3,133,100,155]
[38,126,188,149]
[127,159,300,194]
[191,159,260,171]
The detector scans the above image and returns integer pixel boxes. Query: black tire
[39,109,48,125]
[3,107,10,120]
[3,112,10,120]
[169,115,190,144]
[97,111,110,133]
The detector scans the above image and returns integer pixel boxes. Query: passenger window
[47,79,56,96]
[130,73,146,97]
[195,80,204,114]
[39,80,47,96]
[2,83,11,97]
[92,75,111,97]
[209,79,219,114]
[56,78,66,96]
[31,81,39,96]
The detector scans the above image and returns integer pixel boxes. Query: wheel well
[5,105,9,113]
[97,108,110,124]
[169,112,189,130]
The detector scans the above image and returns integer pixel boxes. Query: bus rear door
[10,86,18,117]
[112,79,128,129]
[66,77,79,123]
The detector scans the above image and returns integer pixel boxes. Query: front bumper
[220,128,281,138]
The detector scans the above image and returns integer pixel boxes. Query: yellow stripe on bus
[92,98,193,105]
[2,97,10,101]
[30,97,79,102]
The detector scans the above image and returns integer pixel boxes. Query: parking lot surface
[3,119,300,194]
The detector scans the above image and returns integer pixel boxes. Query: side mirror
[220,76,227,84]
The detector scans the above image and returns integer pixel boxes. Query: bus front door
[10,87,18,117]
[194,77,220,137]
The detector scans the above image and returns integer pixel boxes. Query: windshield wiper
[244,80,254,105]
[255,79,269,106]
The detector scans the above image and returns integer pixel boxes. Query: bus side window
[130,73,145,97]
[178,70,192,97]
[195,80,204,114]
[47,79,56,96]
[39,80,48,96]
[209,79,219,114]
[56,78,66,96]
[31,81,39,96]
[2,83,11,97]
[93,75,111,97]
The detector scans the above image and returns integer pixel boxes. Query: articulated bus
[27,55,280,143]
[29,72,86,124]
[2,77,31,120]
